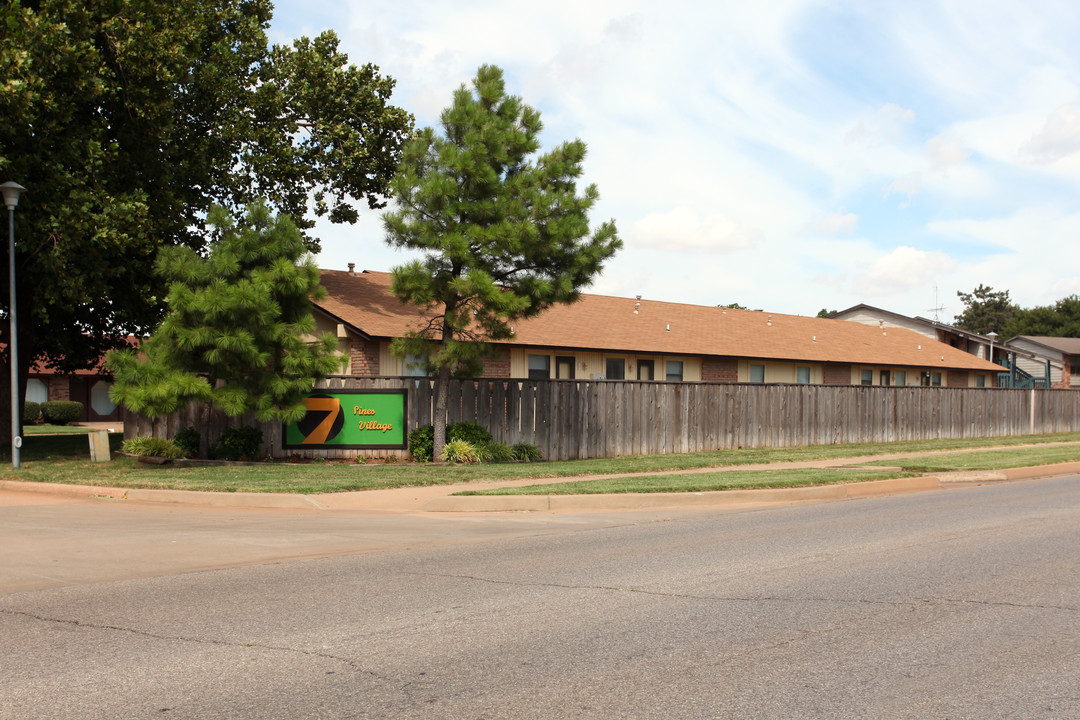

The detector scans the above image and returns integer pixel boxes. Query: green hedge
[23,401,41,425]
[41,400,84,425]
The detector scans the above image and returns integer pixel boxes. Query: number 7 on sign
[300,397,342,444]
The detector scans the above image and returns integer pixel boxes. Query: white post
[1030,387,1036,435]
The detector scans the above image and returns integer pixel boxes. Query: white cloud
[845,103,916,147]
[818,208,858,235]
[885,172,922,199]
[854,246,957,298]
[629,207,758,252]
[1021,103,1080,163]
[926,131,970,171]
[927,205,1080,254]
[268,0,1080,319]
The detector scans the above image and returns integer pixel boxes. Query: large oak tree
[0,0,412,442]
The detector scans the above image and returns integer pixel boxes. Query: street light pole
[2,181,26,469]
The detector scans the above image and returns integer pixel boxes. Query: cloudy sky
[269,0,1080,322]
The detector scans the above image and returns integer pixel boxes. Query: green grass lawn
[23,424,111,435]
[1,431,1078,495]
[454,468,916,495]
[867,444,1080,472]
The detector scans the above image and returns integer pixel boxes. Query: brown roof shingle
[318,269,1002,372]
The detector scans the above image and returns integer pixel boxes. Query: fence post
[1030,387,1037,434]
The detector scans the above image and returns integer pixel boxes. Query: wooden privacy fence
[124,377,1080,461]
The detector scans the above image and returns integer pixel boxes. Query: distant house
[313,269,1001,388]
[831,304,998,362]
[1003,336,1080,389]
[25,354,121,423]
[831,304,1065,387]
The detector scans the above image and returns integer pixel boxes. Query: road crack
[0,608,389,680]
[405,572,1079,612]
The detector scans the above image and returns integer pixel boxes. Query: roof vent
[347,263,356,274]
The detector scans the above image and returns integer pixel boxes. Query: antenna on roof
[926,285,945,322]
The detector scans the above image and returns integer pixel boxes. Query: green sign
[283,390,408,449]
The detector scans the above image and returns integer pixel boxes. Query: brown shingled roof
[318,269,1002,372]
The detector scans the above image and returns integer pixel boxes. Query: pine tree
[954,285,1017,335]
[383,65,621,459]
[108,203,343,430]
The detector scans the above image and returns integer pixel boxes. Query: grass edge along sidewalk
[456,441,1080,495]
[2,432,1080,496]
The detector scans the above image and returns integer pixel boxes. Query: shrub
[23,401,41,425]
[41,400,83,425]
[409,422,495,462]
[448,421,492,445]
[172,427,200,458]
[512,443,542,462]
[212,425,263,461]
[477,440,515,463]
[408,424,435,462]
[441,439,480,464]
[122,436,186,459]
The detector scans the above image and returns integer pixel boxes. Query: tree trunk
[433,365,450,461]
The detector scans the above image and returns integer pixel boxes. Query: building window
[403,354,428,377]
[880,370,891,386]
[638,359,654,381]
[528,354,551,379]
[90,381,116,417]
[749,364,765,383]
[605,358,625,380]
[895,370,907,386]
[556,356,575,380]
[861,369,873,386]
[666,360,684,382]
[932,372,942,387]
[976,374,986,388]
[25,378,48,404]
[796,366,811,384]
[921,371,931,387]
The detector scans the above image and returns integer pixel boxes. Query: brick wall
[1062,355,1076,388]
[947,370,967,388]
[823,364,851,385]
[47,376,71,401]
[349,337,380,376]
[481,347,511,377]
[701,358,738,383]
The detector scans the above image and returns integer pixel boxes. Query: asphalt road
[2,476,1079,719]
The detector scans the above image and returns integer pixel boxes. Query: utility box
[88,430,112,462]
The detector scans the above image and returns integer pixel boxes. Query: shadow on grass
[0,432,124,463]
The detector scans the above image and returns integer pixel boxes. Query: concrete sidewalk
[3,451,1079,515]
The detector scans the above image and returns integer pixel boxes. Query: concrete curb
[0,480,326,509]
[5,461,1079,514]
[420,476,943,512]
[933,460,1080,484]
[0,480,130,501]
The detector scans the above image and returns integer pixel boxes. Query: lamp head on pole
[1,182,26,211]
